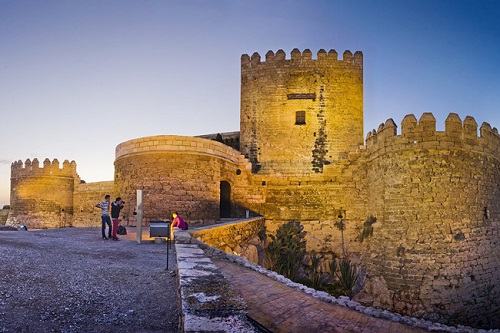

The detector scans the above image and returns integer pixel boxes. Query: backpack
[117,225,127,235]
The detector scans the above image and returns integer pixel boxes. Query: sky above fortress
[1,0,500,205]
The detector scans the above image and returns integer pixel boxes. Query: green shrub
[329,257,359,297]
[265,220,307,281]
[306,250,323,289]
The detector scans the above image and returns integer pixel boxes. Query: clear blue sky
[1,0,499,206]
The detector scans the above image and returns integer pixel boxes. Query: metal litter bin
[150,220,171,238]
[149,220,172,269]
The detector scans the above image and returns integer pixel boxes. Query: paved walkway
[213,258,429,333]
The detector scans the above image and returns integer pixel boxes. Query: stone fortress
[6,48,500,328]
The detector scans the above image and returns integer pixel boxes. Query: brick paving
[213,258,429,333]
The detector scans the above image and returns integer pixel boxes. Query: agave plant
[329,257,359,297]
[306,250,323,289]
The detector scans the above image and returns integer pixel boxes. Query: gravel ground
[0,228,179,333]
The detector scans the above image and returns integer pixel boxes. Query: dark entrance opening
[220,181,231,218]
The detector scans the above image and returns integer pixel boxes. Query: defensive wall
[7,48,500,328]
[359,113,500,327]
[114,135,252,226]
[72,181,115,227]
[7,158,114,229]
[180,223,496,333]
[240,48,363,174]
[197,131,241,151]
[7,158,78,228]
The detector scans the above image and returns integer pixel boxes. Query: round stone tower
[114,135,251,226]
[240,48,363,174]
[360,113,500,327]
[7,158,78,228]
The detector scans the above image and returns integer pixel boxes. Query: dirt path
[0,228,178,333]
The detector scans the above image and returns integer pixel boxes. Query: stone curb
[174,231,259,333]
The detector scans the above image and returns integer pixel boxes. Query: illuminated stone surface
[175,236,257,332]
[7,49,500,328]
[213,257,428,333]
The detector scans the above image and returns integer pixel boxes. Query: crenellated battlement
[241,48,363,68]
[365,113,500,158]
[11,158,78,178]
[240,47,364,174]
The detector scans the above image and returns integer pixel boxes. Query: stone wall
[72,181,115,227]
[6,48,500,329]
[0,208,9,225]
[114,135,252,226]
[190,217,266,265]
[197,131,240,151]
[7,158,77,228]
[230,157,368,259]
[358,113,500,328]
[240,48,363,174]
[189,112,500,329]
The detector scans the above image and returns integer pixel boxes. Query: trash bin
[150,220,171,238]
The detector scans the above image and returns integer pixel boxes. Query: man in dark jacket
[110,197,125,241]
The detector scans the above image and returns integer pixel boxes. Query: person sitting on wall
[110,197,125,241]
[171,212,188,230]
[95,195,112,240]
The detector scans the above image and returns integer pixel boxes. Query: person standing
[111,197,125,241]
[96,194,112,240]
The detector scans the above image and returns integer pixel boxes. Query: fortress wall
[359,113,500,328]
[240,49,363,175]
[0,208,9,225]
[7,158,77,228]
[114,135,252,226]
[72,181,115,227]
[231,162,369,257]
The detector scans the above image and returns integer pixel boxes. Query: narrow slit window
[295,111,306,125]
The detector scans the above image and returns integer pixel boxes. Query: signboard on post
[136,189,143,244]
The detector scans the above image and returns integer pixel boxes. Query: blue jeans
[101,215,111,238]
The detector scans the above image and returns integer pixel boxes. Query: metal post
[136,190,143,244]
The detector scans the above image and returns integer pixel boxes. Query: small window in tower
[295,111,306,125]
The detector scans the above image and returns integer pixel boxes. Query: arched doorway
[220,181,231,218]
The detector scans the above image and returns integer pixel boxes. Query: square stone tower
[240,48,363,174]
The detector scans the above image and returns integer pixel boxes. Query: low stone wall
[190,217,266,265]
[174,230,257,333]
[186,223,498,333]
